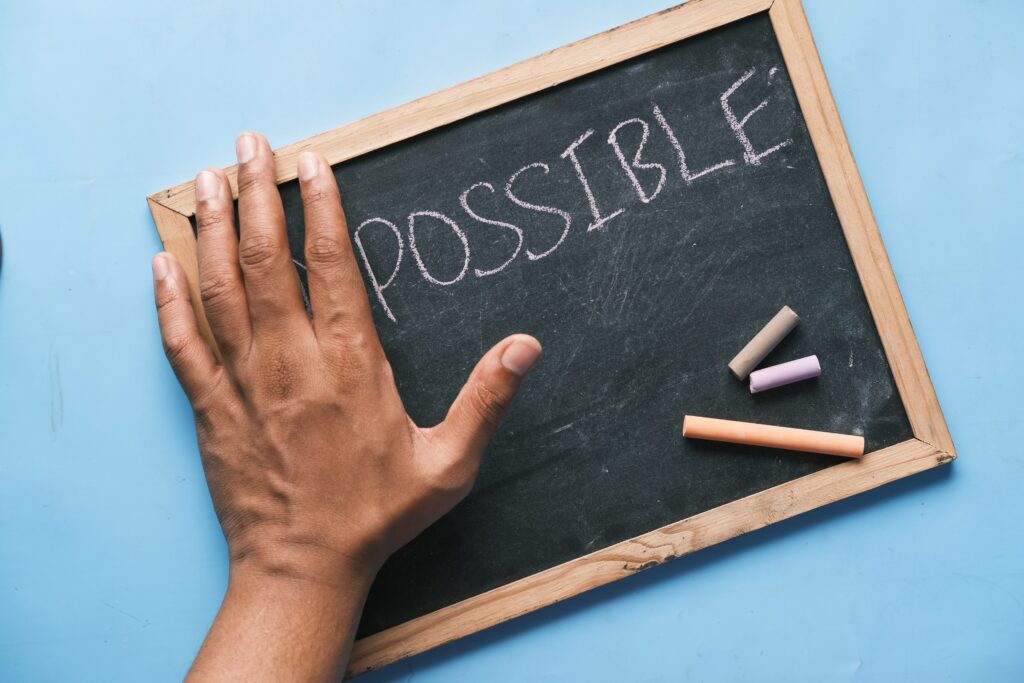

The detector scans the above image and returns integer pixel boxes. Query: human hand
[153,132,540,680]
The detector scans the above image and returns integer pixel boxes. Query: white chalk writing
[561,129,625,231]
[353,217,404,323]
[652,103,735,183]
[505,163,573,261]
[348,65,793,323]
[407,210,470,286]
[607,118,666,203]
[460,182,523,277]
[720,67,793,165]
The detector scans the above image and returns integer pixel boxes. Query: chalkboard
[150,0,953,673]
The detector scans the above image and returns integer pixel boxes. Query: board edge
[347,436,950,676]
[147,198,218,353]
[767,0,955,458]
[146,0,773,217]
[139,0,958,675]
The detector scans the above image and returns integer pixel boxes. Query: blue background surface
[1,1,1021,680]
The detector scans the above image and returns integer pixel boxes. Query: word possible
[352,66,792,323]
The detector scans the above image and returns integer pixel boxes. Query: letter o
[407,210,471,286]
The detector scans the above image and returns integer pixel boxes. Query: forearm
[186,564,374,682]
[156,135,539,681]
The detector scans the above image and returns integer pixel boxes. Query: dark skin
[152,132,541,681]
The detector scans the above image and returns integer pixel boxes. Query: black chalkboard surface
[270,13,911,637]
[152,0,953,671]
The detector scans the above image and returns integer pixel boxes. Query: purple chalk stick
[749,355,821,393]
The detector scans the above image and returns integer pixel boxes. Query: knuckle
[305,234,344,264]
[320,334,378,384]
[196,205,228,233]
[346,331,371,357]
[238,235,280,268]
[468,380,507,428]
[235,166,264,195]
[303,186,333,208]
[154,285,181,312]
[190,381,225,422]
[162,334,193,367]
[332,352,372,385]
[199,273,237,309]
[315,306,356,338]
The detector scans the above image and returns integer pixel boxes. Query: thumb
[433,334,542,463]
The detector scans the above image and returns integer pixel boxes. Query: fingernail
[195,170,218,201]
[501,338,542,377]
[298,151,319,182]
[236,133,257,164]
[152,254,170,281]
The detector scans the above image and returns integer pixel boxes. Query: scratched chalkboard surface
[271,13,912,636]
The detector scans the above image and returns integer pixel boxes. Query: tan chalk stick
[728,306,800,380]
[682,415,864,458]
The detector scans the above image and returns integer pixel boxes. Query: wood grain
[768,0,954,457]
[147,198,216,353]
[145,0,955,675]
[147,0,772,217]
[348,437,947,676]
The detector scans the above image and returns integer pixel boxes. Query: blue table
[2,1,1021,680]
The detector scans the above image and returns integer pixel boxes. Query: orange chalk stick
[682,415,864,458]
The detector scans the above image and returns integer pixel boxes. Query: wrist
[227,537,380,596]
[191,541,376,682]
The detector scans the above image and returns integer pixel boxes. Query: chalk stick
[728,306,800,380]
[681,415,864,458]
[749,355,821,393]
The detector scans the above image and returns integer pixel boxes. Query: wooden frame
[148,0,954,675]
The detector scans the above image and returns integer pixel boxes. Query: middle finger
[234,132,310,338]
